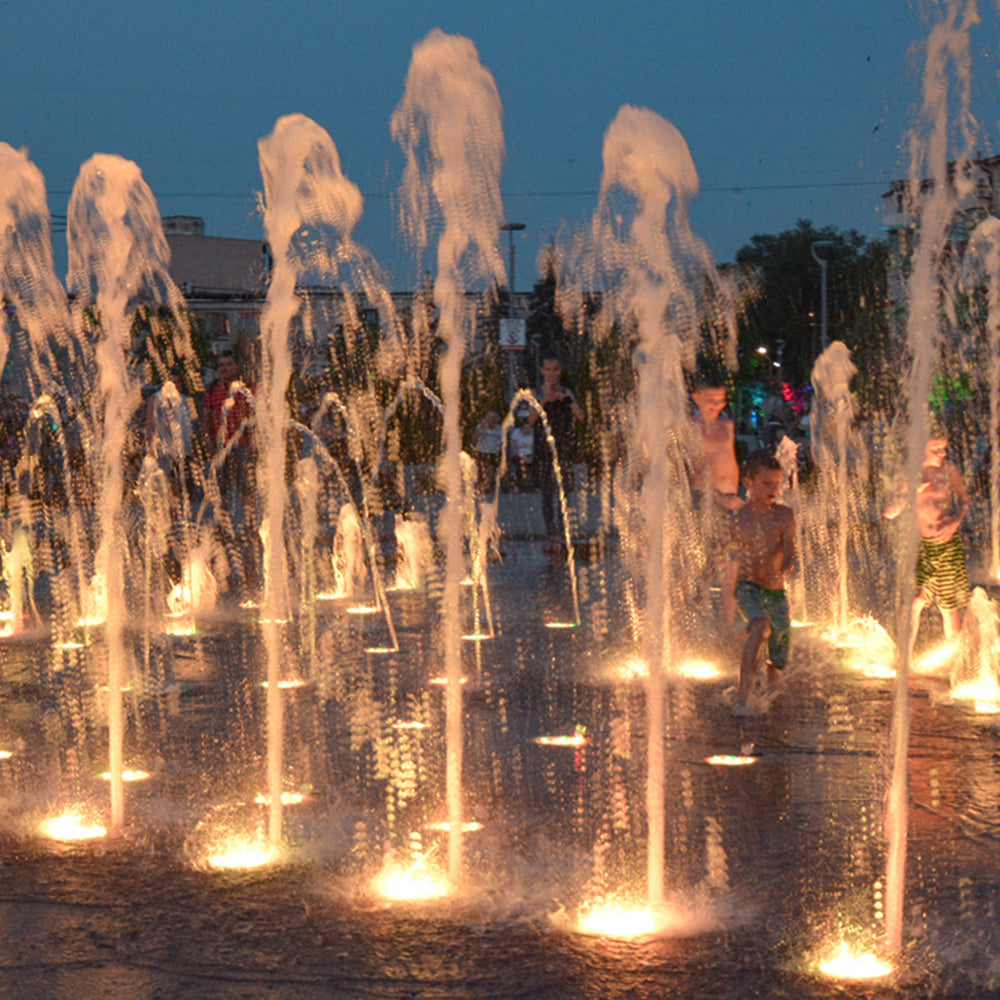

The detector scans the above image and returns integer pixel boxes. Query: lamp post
[810,240,836,354]
[500,222,526,400]
[500,222,525,316]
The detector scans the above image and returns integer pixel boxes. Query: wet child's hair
[743,448,782,479]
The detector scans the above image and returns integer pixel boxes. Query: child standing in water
[728,449,797,711]
[883,430,970,662]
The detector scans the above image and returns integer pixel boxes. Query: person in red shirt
[202,350,258,594]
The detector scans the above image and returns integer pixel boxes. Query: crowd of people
[0,342,971,715]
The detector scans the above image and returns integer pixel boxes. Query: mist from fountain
[66,153,197,833]
[810,341,869,637]
[584,104,733,905]
[960,216,1000,580]
[884,0,980,956]
[0,10,999,988]
[391,28,506,884]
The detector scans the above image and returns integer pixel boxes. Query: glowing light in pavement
[815,941,894,980]
[205,834,280,870]
[371,860,450,901]
[575,902,659,938]
[39,812,107,841]
[99,769,150,782]
[678,658,722,680]
[534,726,587,748]
[424,820,483,833]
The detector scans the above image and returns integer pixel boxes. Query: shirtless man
[689,375,744,625]
[728,450,797,709]
[689,374,743,512]
[884,432,970,660]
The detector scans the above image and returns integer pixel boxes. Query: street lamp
[500,222,526,316]
[499,222,526,401]
[810,240,836,353]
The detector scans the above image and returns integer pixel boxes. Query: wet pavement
[0,539,999,998]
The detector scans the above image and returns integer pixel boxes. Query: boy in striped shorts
[884,432,970,662]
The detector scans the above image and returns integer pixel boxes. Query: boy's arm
[783,508,797,576]
[937,462,969,541]
[721,519,739,634]
[883,481,907,520]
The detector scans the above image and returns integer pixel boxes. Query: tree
[734,219,889,408]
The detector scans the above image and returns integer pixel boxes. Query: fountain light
[253,791,313,806]
[575,901,660,938]
[205,834,280,870]
[163,613,197,637]
[371,859,450,901]
[54,640,87,650]
[949,678,1000,713]
[392,720,429,731]
[815,941,894,980]
[39,811,107,841]
[678,658,722,680]
[610,656,648,681]
[365,645,396,654]
[424,819,483,833]
[429,675,467,686]
[461,631,492,641]
[239,598,260,609]
[534,725,587,748]
[544,620,578,630]
[259,677,311,690]
[99,768,150,782]
[314,591,341,601]
[346,604,380,615]
[860,663,896,678]
[704,753,757,766]
[0,750,13,761]
[913,638,959,674]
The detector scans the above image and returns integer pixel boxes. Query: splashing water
[588,104,731,904]
[392,29,506,884]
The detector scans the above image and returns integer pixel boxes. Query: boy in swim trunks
[884,431,970,662]
[727,449,797,709]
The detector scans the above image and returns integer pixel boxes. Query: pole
[500,223,525,401]
[810,240,836,353]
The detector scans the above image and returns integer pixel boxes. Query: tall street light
[500,222,526,400]
[810,240,836,354]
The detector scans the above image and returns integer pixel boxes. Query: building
[879,153,1000,315]
[163,216,532,373]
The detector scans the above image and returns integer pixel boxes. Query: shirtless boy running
[728,449,797,710]
[884,432,970,661]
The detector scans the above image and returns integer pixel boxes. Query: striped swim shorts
[915,533,970,610]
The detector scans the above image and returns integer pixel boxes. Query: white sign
[499,317,526,351]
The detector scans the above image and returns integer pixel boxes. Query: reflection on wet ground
[0,541,999,998]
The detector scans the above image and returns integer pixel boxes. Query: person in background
[473,409,504,493]
[884,428,970,663]
[529,355,583,553]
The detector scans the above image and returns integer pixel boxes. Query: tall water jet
[590,106,726,903]
[959,216,1000,579]
[885,0,979,955]
[66,153,190,833]
[256,112,368,846]
[392,29,506,882]
[810,341,864,632]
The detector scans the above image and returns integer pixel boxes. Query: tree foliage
[734,219,889,409]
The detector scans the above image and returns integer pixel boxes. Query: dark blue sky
[3,1,998,287]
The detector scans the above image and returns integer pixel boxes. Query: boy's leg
[907,590,928,666]
[738,617,771,703]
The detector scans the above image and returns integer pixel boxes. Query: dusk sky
[3,1,999,288]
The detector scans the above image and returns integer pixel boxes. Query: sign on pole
[499,317,526,351]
